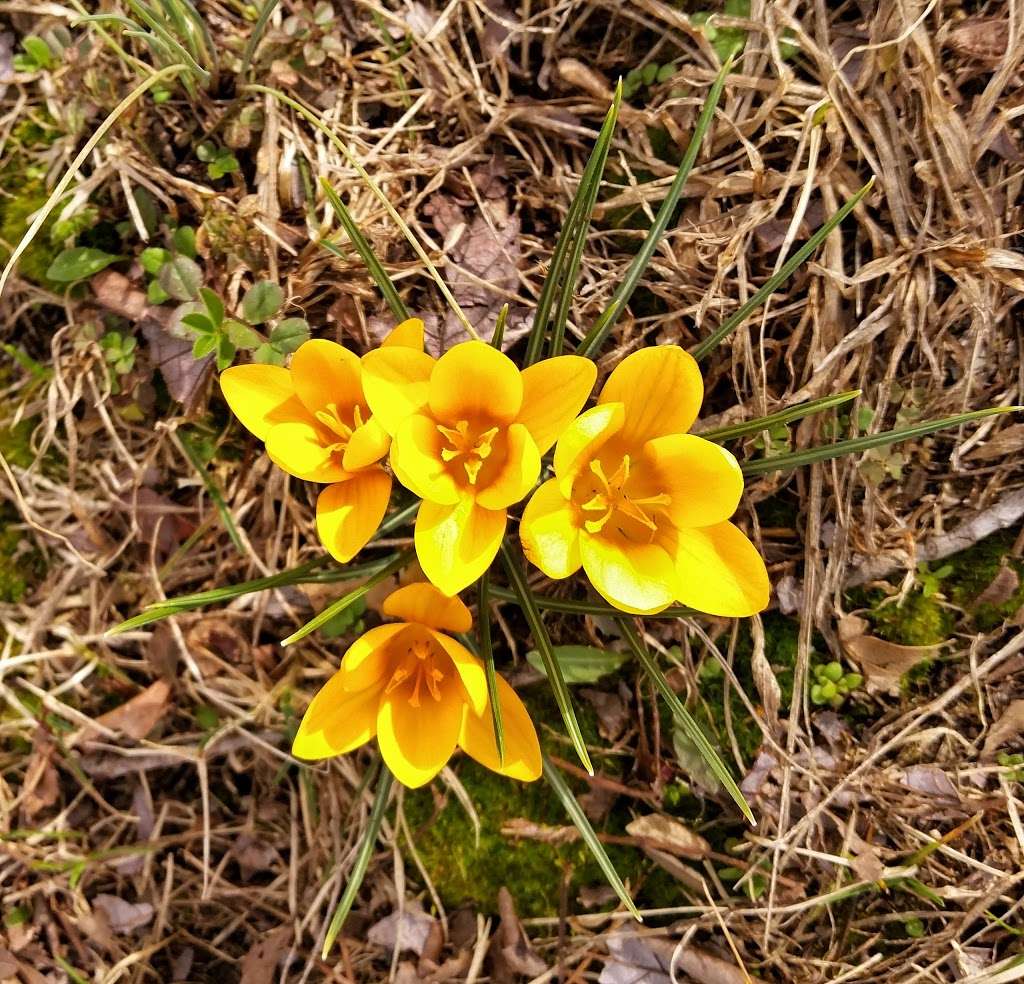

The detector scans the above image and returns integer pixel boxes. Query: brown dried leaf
[367,905,436,956]
[141,317,211,411]
[91,680,171,740]
[973,566,1020,609]
[902,765,960,800]
[491,887,547,982]
[581,687,629,741]
[625,814,710,859]
[239,925,291,984]
[838,615,940,695]
[981,699,1024,761]
[947,18,1009,63]
[601,931,766,984]
[91,270,147,320]
[22,731,59,818]
[92,894,155,934]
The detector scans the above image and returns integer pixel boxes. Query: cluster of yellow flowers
[220,319,769,788]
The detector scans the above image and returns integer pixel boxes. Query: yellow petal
[266,421,348,482]
[674,522,769,616]
[520,479,582,579]
[517,355,597,455]
[579,529,677,615]
[430,629,487,716]
[428,341,522,426]
[391,413,460,505]
[459,673,541,782]
[338,623,409,691]
[220,364,308,440]
[290,339,364,417]
[361,346,436,436]
[475,423,541,511]
[377,677,463,787]
[343,417,391,471]
[642,434,743,528]
[292,669,379,760]
[415,498,506,596]
[382,582,473,633]
[552,402,624,496]
[382,317,425,350]
[315,469,392,563]
[599,345,703,444]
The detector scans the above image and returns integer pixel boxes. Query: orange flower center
[314,403,365,461]
[385,637,446,708]
[576,454,671,540]
[436,418,500,485]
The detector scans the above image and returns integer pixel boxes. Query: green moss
[942,529,1024,631]
[867,592,953,647]
[403,758,632,916]
[0,518,44,604]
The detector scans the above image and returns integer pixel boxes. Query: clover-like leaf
[159,256,202,301]
[242,281,284,324]
[47,247,123,282]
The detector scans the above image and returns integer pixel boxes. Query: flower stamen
[437,419,500,485]
[579,454,672,537]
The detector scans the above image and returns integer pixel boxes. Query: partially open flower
[361,339,596,595]
[219,319,424,563]
[292,582,542,787]
[520,345,769,616]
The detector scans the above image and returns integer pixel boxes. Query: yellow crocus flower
[520,345,770,616]
[292,582,542,787]
[219,319,425,563]
[361,340,596,595]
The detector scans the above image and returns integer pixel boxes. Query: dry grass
[1,0,1023,981]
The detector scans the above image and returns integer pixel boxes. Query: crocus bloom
[520,345,769,616]
[219,320,424,564]
[361,339,596,595]
[292,582,542,787]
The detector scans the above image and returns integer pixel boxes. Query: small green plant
[810,660,863,709]
[196,141,240,180]
[622,61,679,102]
[99,331,137,392]
[752,420,792,458]
[13,33,61,72]
[904,917,925,938]
[916,561,954,599]
[182,281,310,370]
[283,1,345,68]
[997,752,1024,782]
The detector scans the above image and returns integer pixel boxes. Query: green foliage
[50,206,100,245]
[0,516,46,604]
[282,1,344,70]
[868,592,953,648]
[99,331,137,392]
[13,35,56,72]
[525,645,628,684]
[196,142,240,180]
[46,247,123,282]
[997,753,1024,782]
[916,561,954,599]
[159,255,203,300]
[241,280,283,324]
[622,61,679,102]
[692,0,749,63]
[809,661,863,709]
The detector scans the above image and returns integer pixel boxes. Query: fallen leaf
[740,750,778,797]
[91,680,171,740]
[838,615,941,695]
[141,316,211,411]
[849,845,885,882]
[172,947,195,981]
[625,814,710,859]
[902,765,960,799]
[582,687,629,741]
[973,566,1020,609]
[600,931,766,984]
[22,730,59,818]
[947,17,1009,63]
[501,817,578,845]
[93,894,155,934]
[239,926,291,984]
[367,904,436,956]
[981,699,1024,760]
[490,887,547,982]
[233,834,282,881]
[91,270,147,320]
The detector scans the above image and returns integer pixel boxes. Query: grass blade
[321,766,394,957]
[477,572,505,764]
[499,544,593,775]
[488,586,693,619]
[239,0,279,80]
[699,390,862,442]
[282,549,413,646]
[575,57,733,360]
[742,406,1020,477]
[524,83,622,365]
[176,429,244,552]
[542,754,640,920]
[492,302,509,349]
[321,179,409,322]
[616,617,754,825]
[690,179,874,360]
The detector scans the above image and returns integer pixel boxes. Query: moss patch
[0,515,45,604]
